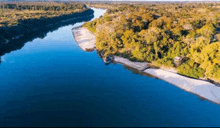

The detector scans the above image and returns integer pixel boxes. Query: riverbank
[73,26,220,105]
[114,56,220,105]
[114,56,149,71]
[72,27,96,51]
[115,56,220,105]
[0,9,94,44]
[0,14,94,58]
[144,69,220,104]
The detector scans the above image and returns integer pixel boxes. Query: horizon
[1,0,220,2]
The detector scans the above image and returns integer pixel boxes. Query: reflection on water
[0,14,94,58]
[1,8,220,127]
[84,48,155,78]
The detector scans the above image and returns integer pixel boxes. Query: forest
[83,2,220,83]
[0,2,92,43]
[0,2,87,27]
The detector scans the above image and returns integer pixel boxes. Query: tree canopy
[84,2,220,83]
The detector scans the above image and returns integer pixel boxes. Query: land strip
[73,26,220,105]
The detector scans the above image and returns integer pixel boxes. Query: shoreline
[72,27,96,52]
[73,26,220,105]
[1,9,94,44]
[3,15,94,44]
[115,56,220,105]
[0,14,94,59]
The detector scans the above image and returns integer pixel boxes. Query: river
[0,8,220,127]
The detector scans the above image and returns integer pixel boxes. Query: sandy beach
[72,27,96,51]
[73,27,220,105]
[144,69,220,104]
[113,56,220,104]
[114,56,149,71]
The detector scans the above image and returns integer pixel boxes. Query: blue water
[0,8,220,127]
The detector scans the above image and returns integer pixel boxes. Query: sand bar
[72,27,96,51]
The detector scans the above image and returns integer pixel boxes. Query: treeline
[0,13,94,63]
[0,2,93,43]
[0,2,87,27]
[85,2,124,9]
[83,2,220,83]
[0,2,86,11]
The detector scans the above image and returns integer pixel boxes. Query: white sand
[159,66,178,73]
[114,56,220,104]
[144,69,220,104]
[114,56,149,71]
[72,27,96,51]
[73,27,220,104]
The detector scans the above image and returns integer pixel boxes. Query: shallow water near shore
[0,8,220,127]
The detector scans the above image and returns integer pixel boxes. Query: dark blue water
[0,8,220,127]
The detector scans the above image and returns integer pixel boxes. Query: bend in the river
[0,8,220,127]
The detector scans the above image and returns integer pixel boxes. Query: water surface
[0,8,220,127]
